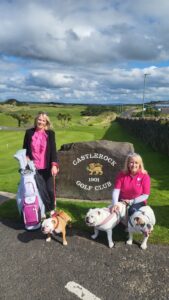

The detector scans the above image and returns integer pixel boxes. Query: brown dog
[41,210,72,245]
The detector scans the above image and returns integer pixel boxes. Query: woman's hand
[51,165,59,176]
[110,204,120,213]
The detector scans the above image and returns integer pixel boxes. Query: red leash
[53,175,57,210]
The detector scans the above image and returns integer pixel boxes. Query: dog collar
[52,217,59,229]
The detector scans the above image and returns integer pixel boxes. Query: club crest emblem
[86,163,103,176]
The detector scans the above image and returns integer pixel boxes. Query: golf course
[0,103,169,245]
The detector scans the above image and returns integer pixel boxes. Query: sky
[0,0,169,105]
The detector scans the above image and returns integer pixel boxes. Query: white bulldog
[85,202,127,248]
[127,205,156,250]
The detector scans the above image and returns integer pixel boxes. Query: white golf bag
[14,149,45,230]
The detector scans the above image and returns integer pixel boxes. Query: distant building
[153,103,169,114]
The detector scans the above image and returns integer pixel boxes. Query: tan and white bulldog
[127,205,156,250]
[85,202,127,248]
[41,210,72,246]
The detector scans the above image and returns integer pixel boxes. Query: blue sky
[0,0,169,105]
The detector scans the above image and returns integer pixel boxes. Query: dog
[41,210,72,246]
[127,205,156,250]
[85,202,127,248]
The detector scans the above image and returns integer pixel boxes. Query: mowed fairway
[0,104,110,192]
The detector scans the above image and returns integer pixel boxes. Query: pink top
[114,171,150,201]
[31,130,48,169]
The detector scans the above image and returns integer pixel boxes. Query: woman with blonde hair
[111,153,150,216]
[123,153,147,174]
[23,112,59,211]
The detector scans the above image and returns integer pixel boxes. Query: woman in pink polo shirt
[111,153,150,216]
[23,112,59,211]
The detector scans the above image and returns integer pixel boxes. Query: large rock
[56,140,134,200]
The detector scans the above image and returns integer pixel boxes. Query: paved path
[0,126,25,130]
[0,191,16,204]
[0,192,169,299]
[1,219,169,300]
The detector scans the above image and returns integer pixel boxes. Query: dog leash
[53,175,57,210]
[97,208,120,227]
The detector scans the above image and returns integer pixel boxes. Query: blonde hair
[34,112,53,130]
[123,153,147,174]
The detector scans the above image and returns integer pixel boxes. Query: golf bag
[14,149,45,230]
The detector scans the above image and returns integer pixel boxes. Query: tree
[56,113,72,127]
[9,113,32,127]
[80,105,118,116]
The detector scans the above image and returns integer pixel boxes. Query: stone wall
[117,117,169,156]
[56,140,134,200]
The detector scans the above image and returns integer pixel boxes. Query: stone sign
[56,140,134,200]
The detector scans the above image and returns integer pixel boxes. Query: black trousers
[35,169,55,212]
[128,201,146,216]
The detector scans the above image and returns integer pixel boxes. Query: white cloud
[29,71,74,88]
[0,0,169,104]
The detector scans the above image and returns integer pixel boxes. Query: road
[0,218,169,300]
[120,108,136,118]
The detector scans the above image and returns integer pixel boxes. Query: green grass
[0,104,109,192]
[0,104,169,245]
[1,198,167,244]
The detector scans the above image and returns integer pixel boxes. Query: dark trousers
[35,169,55,212]
[128,202,145,216]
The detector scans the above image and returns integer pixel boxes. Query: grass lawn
[0,104,169,245]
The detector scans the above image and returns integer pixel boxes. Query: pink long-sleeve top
[31,129,48,169]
